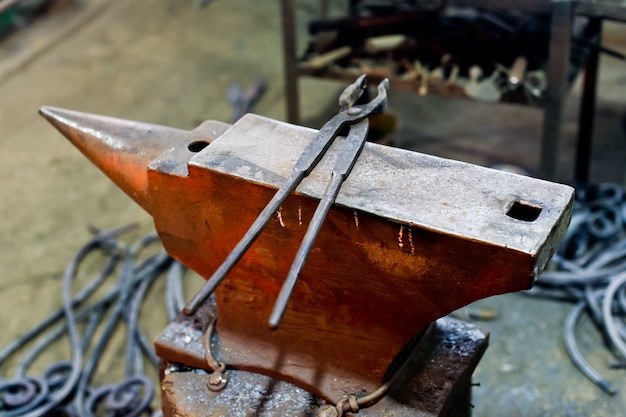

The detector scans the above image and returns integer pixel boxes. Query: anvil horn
[39,106,192,212]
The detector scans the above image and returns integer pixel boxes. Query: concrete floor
[0,1,625,416]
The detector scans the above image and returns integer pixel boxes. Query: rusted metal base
[156,301,488,417]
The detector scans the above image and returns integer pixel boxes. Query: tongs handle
[183,76,388,317]
[268,119,370,328]
[183,167,305,315]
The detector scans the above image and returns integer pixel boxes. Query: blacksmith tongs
[184,75,390,328]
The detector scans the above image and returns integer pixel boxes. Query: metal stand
[280,0,626,182]
[156,302,489,417]
[540,0,574,180]
[574,17,602,185]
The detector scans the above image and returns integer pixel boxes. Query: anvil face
[40,106,573,401]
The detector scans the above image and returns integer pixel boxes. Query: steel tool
[183,75,390,325]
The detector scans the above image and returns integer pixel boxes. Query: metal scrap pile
[533,182,626,395]
[0,225,187,417]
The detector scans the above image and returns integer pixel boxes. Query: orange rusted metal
[40,106,573,402]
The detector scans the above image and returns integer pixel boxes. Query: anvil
[40,106,573,403]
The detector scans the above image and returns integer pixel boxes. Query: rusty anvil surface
[40,107,573,403]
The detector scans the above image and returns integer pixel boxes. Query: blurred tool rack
[281,0,626,182]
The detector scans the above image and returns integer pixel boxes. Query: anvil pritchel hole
[188,140,211,152]
[506,200,542,222]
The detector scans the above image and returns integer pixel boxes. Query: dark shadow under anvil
[40,107,573,411]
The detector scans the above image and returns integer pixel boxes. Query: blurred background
[0,1,625,416]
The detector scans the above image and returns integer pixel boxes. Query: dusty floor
[0,1,625,416]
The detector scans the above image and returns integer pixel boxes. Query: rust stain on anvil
[40,106,573,401]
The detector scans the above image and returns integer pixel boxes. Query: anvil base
[156,310,488,417]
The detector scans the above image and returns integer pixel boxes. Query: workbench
[280,0,626,182]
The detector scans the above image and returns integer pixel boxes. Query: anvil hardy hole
[507,200,542,222]
[188,140,210,152]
